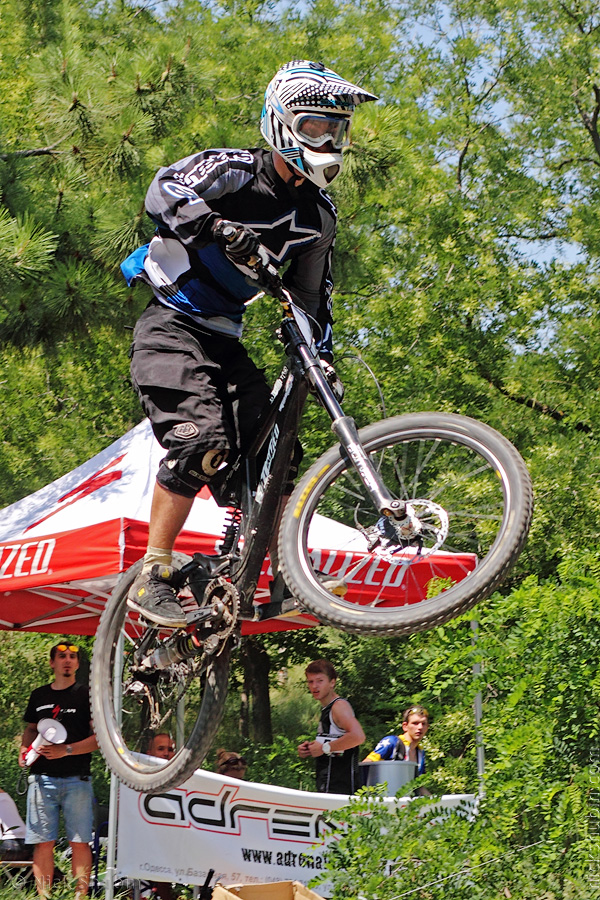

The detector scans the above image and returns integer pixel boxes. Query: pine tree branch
[0,132,76,161]
[0,145,60,160]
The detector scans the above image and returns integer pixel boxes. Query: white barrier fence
[117,768,476,888]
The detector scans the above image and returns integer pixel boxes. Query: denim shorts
[26,775,93,844]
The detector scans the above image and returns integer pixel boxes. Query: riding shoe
[127,564,187,629]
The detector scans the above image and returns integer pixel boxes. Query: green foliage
[314,789,598,899]
[0,209,58,289]
[0,1,599,895]
[0,327,139,507]
[227,736,314,793]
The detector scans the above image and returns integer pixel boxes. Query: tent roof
[0,421,318,635]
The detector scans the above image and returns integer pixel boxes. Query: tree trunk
[241,638,272,744]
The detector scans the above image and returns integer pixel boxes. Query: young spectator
[363,705,430,775]
[19,641,98,899]
[298,659,365,794]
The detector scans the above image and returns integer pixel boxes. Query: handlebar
[219,223,286,300]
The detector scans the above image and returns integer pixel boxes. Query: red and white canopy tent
[0,420,317,635]
[0,420,476,637]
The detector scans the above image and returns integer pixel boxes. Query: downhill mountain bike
[91,258,533,794]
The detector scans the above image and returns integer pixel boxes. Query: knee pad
[157,449,229,498]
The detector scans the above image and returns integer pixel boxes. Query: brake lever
[247,257,283,296]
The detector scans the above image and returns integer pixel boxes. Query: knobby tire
[279,412,533,636]
[91,553,231,793]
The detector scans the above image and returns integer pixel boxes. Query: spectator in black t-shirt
[19,641,98,899]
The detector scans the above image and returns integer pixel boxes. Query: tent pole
[104,629,124,899]
[177,696,184,750]
[105,772,119,899]
[470,620,485,796]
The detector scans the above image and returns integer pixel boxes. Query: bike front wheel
[91,553,232,792]
[279,413,533,636]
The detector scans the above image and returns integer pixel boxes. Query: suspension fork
[292,339,406,520]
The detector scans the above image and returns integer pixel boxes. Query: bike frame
[229,356,308,616]
[218,285,406,619]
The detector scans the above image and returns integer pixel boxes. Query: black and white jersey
[122,148,336,355]
[314,696,360,795]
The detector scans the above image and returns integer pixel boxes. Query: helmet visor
[293,114,350,150]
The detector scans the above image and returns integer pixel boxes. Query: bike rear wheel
[91,552,232,792]
[279,412,532,636]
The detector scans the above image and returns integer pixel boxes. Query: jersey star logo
[246,210,319,263]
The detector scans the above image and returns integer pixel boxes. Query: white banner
[117,768,475,888]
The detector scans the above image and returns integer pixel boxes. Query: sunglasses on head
[56,644,79,653]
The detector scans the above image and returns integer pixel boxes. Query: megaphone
[24,718,68,766]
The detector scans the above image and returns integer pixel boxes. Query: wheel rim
[93,557,231,787]
[103,602,214,776]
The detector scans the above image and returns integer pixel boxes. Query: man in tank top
[297,659,365,794]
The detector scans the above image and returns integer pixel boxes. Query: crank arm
[186,604,225,626]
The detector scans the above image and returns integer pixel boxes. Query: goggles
[56,644,79,653]
[293,114,350,150]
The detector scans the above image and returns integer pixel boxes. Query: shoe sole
[320,580,348,597]
[126,596,186,629]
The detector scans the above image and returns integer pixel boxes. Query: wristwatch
[66,745,73,755]
[322,741,332,756]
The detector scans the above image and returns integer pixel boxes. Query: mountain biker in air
[121,60,377,629]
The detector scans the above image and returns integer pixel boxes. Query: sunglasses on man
[224,757,247,768]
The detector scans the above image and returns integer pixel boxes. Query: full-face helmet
[261,60,377,189]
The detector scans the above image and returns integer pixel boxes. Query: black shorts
[130,300,271,462]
